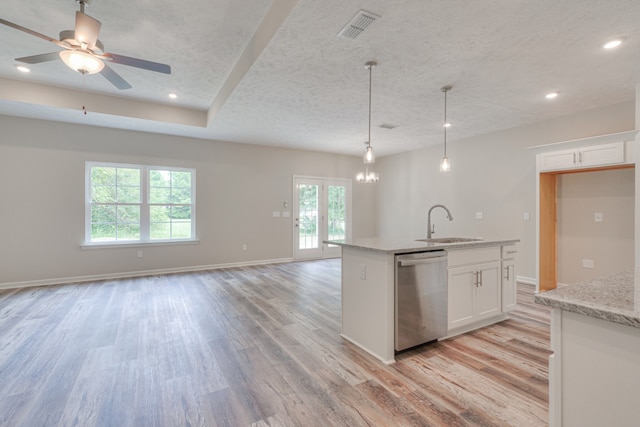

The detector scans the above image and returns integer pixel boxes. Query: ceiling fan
[0,0,171,90]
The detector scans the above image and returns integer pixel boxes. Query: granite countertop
[323,236,519,254]
[535,270,640,329]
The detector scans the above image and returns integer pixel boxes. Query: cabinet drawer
[447,247,500,267]
[502,244,518,259]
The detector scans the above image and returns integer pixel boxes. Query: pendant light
[440,85,452,172]
[356,61,379,184]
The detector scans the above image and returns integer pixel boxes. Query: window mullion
[140,166,150,241]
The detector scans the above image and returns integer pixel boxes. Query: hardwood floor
[0,259,551,426]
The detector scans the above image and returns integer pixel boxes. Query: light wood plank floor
[0,259,551,426]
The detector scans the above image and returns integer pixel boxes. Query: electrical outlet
[282,211,290,217]
[359,265,366,280]
[273,211,281,217]
[582,259,594,269]
[137,250,143,258]
[594,212,603,222]
[475,211,483,220]
[523,212,530,221]
[242,244,247,251]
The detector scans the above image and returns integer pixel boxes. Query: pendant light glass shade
[357,61,379,183]
[440,156,450,171]
[440,85,452,172]
[364,145,375,164]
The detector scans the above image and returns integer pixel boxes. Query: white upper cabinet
[538,142,624,172]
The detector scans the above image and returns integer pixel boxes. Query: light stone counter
[325,236,519,254]
[535,270,640,426]
[534,270,640,329]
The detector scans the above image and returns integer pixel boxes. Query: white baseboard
[0,257,295,290]
[517,275,536,285]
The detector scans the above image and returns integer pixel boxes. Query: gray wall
[557,168,635,284]
[0,115,377,286]
[376,101,635,280]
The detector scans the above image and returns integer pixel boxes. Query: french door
[293,177,351,260]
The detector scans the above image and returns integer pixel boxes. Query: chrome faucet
[427,204,453,239]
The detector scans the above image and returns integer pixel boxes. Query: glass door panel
[294,179,322,259]
[293,177,351,260]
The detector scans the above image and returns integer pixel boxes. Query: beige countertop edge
[323,238,520,254]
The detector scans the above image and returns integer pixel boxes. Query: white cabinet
[447,247,501,331]
[538,142,624,172]
[501,244,518,312]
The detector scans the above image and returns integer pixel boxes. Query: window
[86,162,195,245]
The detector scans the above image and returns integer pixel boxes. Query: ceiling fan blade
[105,53,171,74]
[0,18,66,48]
[16,52,62,64]
[74,11,101,50]
[100,64,132,90]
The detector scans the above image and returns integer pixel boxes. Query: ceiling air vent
[380,123,397,130]
[337,10,381,40]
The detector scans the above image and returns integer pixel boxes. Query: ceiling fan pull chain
[82,72,88,115]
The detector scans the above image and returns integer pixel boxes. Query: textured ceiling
[1,0,639,157]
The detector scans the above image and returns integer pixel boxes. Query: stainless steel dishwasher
[395,251,448,351]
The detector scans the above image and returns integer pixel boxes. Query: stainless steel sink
[415,237,483,244]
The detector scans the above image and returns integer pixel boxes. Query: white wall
[0,115,377,286]
[376,101,635,280]
[557,169,635,284]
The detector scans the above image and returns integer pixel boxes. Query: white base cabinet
[501,244,518,312]
[447,261,500,330]
[446,245,515,336]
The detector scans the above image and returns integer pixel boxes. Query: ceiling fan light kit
[59,49,104,74]
[0,0,171,89]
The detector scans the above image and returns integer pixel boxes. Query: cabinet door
[579,142,624,168]
[447,265,475,330]
[539,149,577,171]
[474,262,501,321]
[501,260,517,312]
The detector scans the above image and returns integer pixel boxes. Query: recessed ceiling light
[16,65,30,73]
[545,92,559,99]
[168,93,178,99]
[603,39,622,49]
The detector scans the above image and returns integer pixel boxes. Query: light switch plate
[475,211,483,219]
[282,211,290,217]
[273,211,281,217]
[582,259,594,269]
[594,212,603,222]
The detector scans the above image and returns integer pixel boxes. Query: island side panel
[559,310,640,426]
[341,246,395,364]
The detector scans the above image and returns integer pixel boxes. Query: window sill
[80,239,200,250]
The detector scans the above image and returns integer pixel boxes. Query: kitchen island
[325,237,519,364]
[535,271,640,427]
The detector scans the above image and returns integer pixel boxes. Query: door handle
[504,266,510,280]
[478,270,483,287]
[473,271,478,287]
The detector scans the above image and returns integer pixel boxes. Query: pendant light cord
[443,87,448,157]
[441,85,452,157]
[368,63,372,148]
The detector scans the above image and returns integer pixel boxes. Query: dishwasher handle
[398,256,446,267]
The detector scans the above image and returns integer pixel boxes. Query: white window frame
[84,161,197,246]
